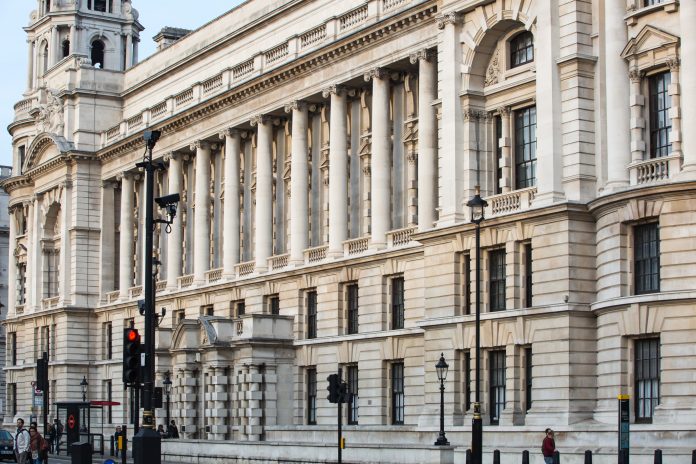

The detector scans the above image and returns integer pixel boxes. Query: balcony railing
[269,254,289,271]
[235,260,255,277]
[156,280,168,293]
[630,155,680,185]
[387,226,417,247]
[41,296,60,310]
[304,245,328,264]
[205,268,223,283]
[105,290,120,303]
[177,274,194,289]
[485,186,537,217]
[15,304,25,315]
[128,285,143,299]
[344,236,370,256]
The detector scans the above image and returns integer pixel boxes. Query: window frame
[346,365,359,425]
[391,362,405,425]
[306,290,317,339]
[524,347,532,412]
[523,243,533,308]
[648,71,672,159]
[634,222,660,295]
[391,276,405,330]
[268,295,280,315]
[463,350,471,412]
[509,31,534,69]
[462,253,471,315]
[346,284,359,335]
[306,368,317,425]
[489,248,506,312]
[634,337,660,423]
[514,106,537,189]
[489,350,506,425]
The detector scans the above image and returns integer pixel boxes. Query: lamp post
[467,185,487,464]
[80,376,88,402]
[163,371,172,434]
[434,353,449,446]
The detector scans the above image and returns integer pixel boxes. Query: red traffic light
[126,329,139,342]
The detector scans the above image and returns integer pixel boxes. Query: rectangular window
[525,347,532,411]
[105,380,113,423]
[634,223,660,294]
[9,333,16,366]
[236,301,246,317]
[306,368,317,425]
[489,249,506,311]
[462,253,471,315]
[524,243,533,308]
[635,338,660,422]
[514,106,537,189]
[306,291,317,339]
[495,116,503,195]
[346,365,359,425]
[202,305,214,316]
[391,277,405,330]
[346,284,359,335]
[391,362,405,425]
[643,0,664,7]
[175,310,185,324]
[489,350,506,425]
[18,145,25,174]
[464,351,471,411]
[8,384,16,417]
[51,323,56,359]
[649,72,672,158]
[268,295,280,315]
[16,263,27,305]
[104,322,112,360]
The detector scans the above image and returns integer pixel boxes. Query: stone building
[3,0,696,462]
[0,166,11,423]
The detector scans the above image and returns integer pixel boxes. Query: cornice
[97,2,438,164]
[588,181,696,217]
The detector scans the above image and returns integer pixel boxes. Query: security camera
[155,193,180,209]
[143,130,161,149]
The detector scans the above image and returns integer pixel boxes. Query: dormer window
[510,31,534,68]
[91,40,105,68]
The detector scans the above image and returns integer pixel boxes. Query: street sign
[33,392,43,408]
[67,414,76,430]
[618,394,630,464]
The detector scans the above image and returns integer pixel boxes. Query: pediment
[24,132,74,172]
[621,25,679,60]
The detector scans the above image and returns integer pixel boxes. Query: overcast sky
[0,0,244,167]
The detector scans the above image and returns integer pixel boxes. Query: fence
[464,449,696,463]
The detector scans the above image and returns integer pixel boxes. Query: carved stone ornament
[409,49,434,64]
[484,46,501,87]
[363,68,389,82]
[628,68,643,83]
[322,85,346,98]
[284,100,307,114]
[436,12,459,30]
[665,57,680,71]
[36,91,65,135]
[250,114,271,126]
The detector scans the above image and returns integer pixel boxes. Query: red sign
[67,414,76,429]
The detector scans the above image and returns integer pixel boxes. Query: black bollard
[553,450,560,464]
[465,448,472,464]
[493,449,500,464]
[522,450,529,464]
[654,449,662,464]
[584,450,592,464]
[693,449,696,464]
[110,436,114,456]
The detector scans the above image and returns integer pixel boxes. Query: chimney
[153,27,191,51]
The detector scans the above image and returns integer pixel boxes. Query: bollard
[70,442,91,464]
[465,448,471,464]
[493,449,500,464]
[553,450,560,464]
[654,449,662,464]
[522,450,529,464]
[110,435,114,456]
[619,448,629,464]
[693,449,696,464]
[584,450,592,464]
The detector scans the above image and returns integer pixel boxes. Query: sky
[0,0,245,167]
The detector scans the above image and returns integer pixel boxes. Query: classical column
[7,208,16,314]
[125,33,133,69]
[218,130,240,277]
[499,107,512,193]
[411,50,437,231]
[100,181,116,296]
[603,0,630,190]
[323,85,349,257]
[437,13,465,224]
[119,173,135,298]
[534,0,565,205]
[26,40,34,89]
[253,115,273,271]
[49,26,58,66]
[285,101,309,264]
[629,70,645,165]
[666,58,682,169]
[365,68,391,248]
[192,141,211,284]
[133,38,139,64]
[166,153,184,288]
[59,182,71,302]
[69,25,76,55]
[680,0,696,174]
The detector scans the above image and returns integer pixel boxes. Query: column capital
[250,114,272,126]
[218,128,241,140]
[409,49,435,64]
[189,140,210,151]
[363,68,390,82]
[498,106,511,117]
[322,85,355,98]
[116,171,135,182]
[463,109,484,121]
[284,100,308,113]
[666,57,680,71]
[436,12,460,30]
[101,179,118,189]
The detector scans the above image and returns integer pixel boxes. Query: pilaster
[252,115,273,272]
[679,0,696,176]
[166,153,184,288]
[192,141,211,284]
[118,173,134,298]
[220,130,241,277]
[285,101,309,264]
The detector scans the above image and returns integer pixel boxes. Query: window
[346,365,359,425]
[268,295,280,315]
[8,384,16,417]
[391,362,405,425]
[306,291,317,339]
[105,380,113,423]
[306,368,317,425]
[648,72,672,158]
[464,351,471,411]
[103,322,112,360]
[510,31,534,68]
[525,347,532,411]
[175,310,185,324]
[91,40,105,68]
[634,223,660,294]
[489,350,506,424]
[18,145,25,174]
[635,338,660,422]
[346,284,359,335]
[44,249,59,298]
[515,107,537,189]
[494,116,503,195]
[202,305,214,316]
[524,243,533,308]
[643,0,664,6]
[93,0,110,12]
[391,277,405,330]
[235,301,246,317]
[16,263,26,305]
[462,253,471,315]
[62,40,70,58]
[8,333,16,366]
[489,249,506,311]
[44,0,51,13]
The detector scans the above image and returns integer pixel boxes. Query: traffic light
[123,328,141,385]
[327,374,340,403]
[338,382,348,404]
[36,355,48,392]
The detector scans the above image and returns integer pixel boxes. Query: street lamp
[80,376,88,402]
[467,185,487,464]
[434,353,449,446]
[163,371,172,436]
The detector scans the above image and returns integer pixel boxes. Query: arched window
[509,31,534,68]
[94,0,108,12]
[44,0,51,13]
[42,41,49,73]
[91,40,105,68]
[62,40,70,58]
[42,204,61,299]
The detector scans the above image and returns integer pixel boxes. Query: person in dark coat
[542,428,556,464]
[167,420,179,439]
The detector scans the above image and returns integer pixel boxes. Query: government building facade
[3,0,696,462]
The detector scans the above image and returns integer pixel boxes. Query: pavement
[49,454,178,464]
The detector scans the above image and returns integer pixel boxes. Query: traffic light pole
[132,136,161,464]
[338,367,343,464]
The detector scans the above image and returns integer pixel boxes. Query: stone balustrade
[485,186,537,217]
[41,296,60,310]
[14,98,36,120]
[156,280,168,293]
[300,25,327,49]
[387,226,417,247]
[304,245,328,264]
[344,236,370,256]
[630,154,681,185]
[128,285,143,298]
[205,268,223,283]
[269,254,289,271]
[202,74,223,95]
[105,290,120,303]
[177,274,194,288]
[235,260,255,277]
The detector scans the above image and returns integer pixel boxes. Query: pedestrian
[167,420,179,439]
[53,419,63,455]
[28,425,48,464]
[114,425,122,457]
[14,418,30,464]
[542,428,556,464]
[47,423,55,454]
[157,424,166,439]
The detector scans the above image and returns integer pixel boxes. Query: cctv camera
[143,130,161,149]
[155,193,180,208]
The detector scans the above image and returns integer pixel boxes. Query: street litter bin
[71,441,91,464]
